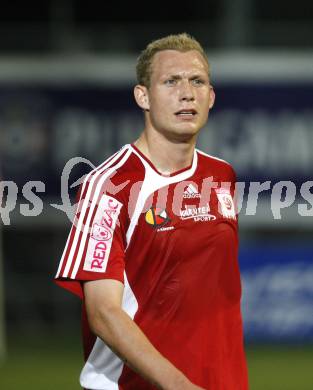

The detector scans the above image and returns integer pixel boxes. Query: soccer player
[55,33,249,390]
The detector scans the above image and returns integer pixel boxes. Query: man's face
[145,50,214,141]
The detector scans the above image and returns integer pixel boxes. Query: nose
[179,80,195,102]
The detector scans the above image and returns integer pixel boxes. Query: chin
[166,127,199,142]
[176,123,200,135]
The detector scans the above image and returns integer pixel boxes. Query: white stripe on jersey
[126,146,199,247]
[70,147,132,279]
[55,149,123,278]
[56,145,131,279]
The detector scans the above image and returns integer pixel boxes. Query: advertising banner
[240,244,313,342]
[0,83,312,198]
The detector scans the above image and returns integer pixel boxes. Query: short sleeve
[215,163,238,226]
[229,165,239,219]
[54,180,128,299]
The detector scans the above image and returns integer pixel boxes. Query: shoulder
[76,145,132,203]
[88,144,132,178]
[79,144,145,205]
[83,144,142,186]
[196,148,236,180]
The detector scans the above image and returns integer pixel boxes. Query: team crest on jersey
[145,207,171,228]
[83,195,122,273]
[215,188,236,219]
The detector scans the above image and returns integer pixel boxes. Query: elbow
[87,308,104,337]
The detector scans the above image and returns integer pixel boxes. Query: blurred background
[0,1,312,389]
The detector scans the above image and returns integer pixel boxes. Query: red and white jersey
[55,144,248,390]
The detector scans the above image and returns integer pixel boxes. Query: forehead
[151,50,209,79]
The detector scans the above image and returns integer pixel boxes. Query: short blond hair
[136,33,210,88]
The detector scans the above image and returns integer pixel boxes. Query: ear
[208,86,215,110]
[134,85,150,111]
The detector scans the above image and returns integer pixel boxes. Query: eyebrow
[165,73,207,80]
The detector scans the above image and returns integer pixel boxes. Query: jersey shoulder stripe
[56,145,132,279]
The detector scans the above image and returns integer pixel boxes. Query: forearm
[88,305,190,390]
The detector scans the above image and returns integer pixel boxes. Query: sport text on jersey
[180,203,216,222]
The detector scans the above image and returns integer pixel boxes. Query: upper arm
[84,278,124,311]
[83,279,124,332]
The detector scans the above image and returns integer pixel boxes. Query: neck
[134,130,196,175]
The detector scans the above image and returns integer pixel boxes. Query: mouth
[174,109,197,117]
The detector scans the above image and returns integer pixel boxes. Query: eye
[191,78,205,86]
[164,79,177,86]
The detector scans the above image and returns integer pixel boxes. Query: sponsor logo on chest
[180,203,216,222]
[144,207,175,232]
